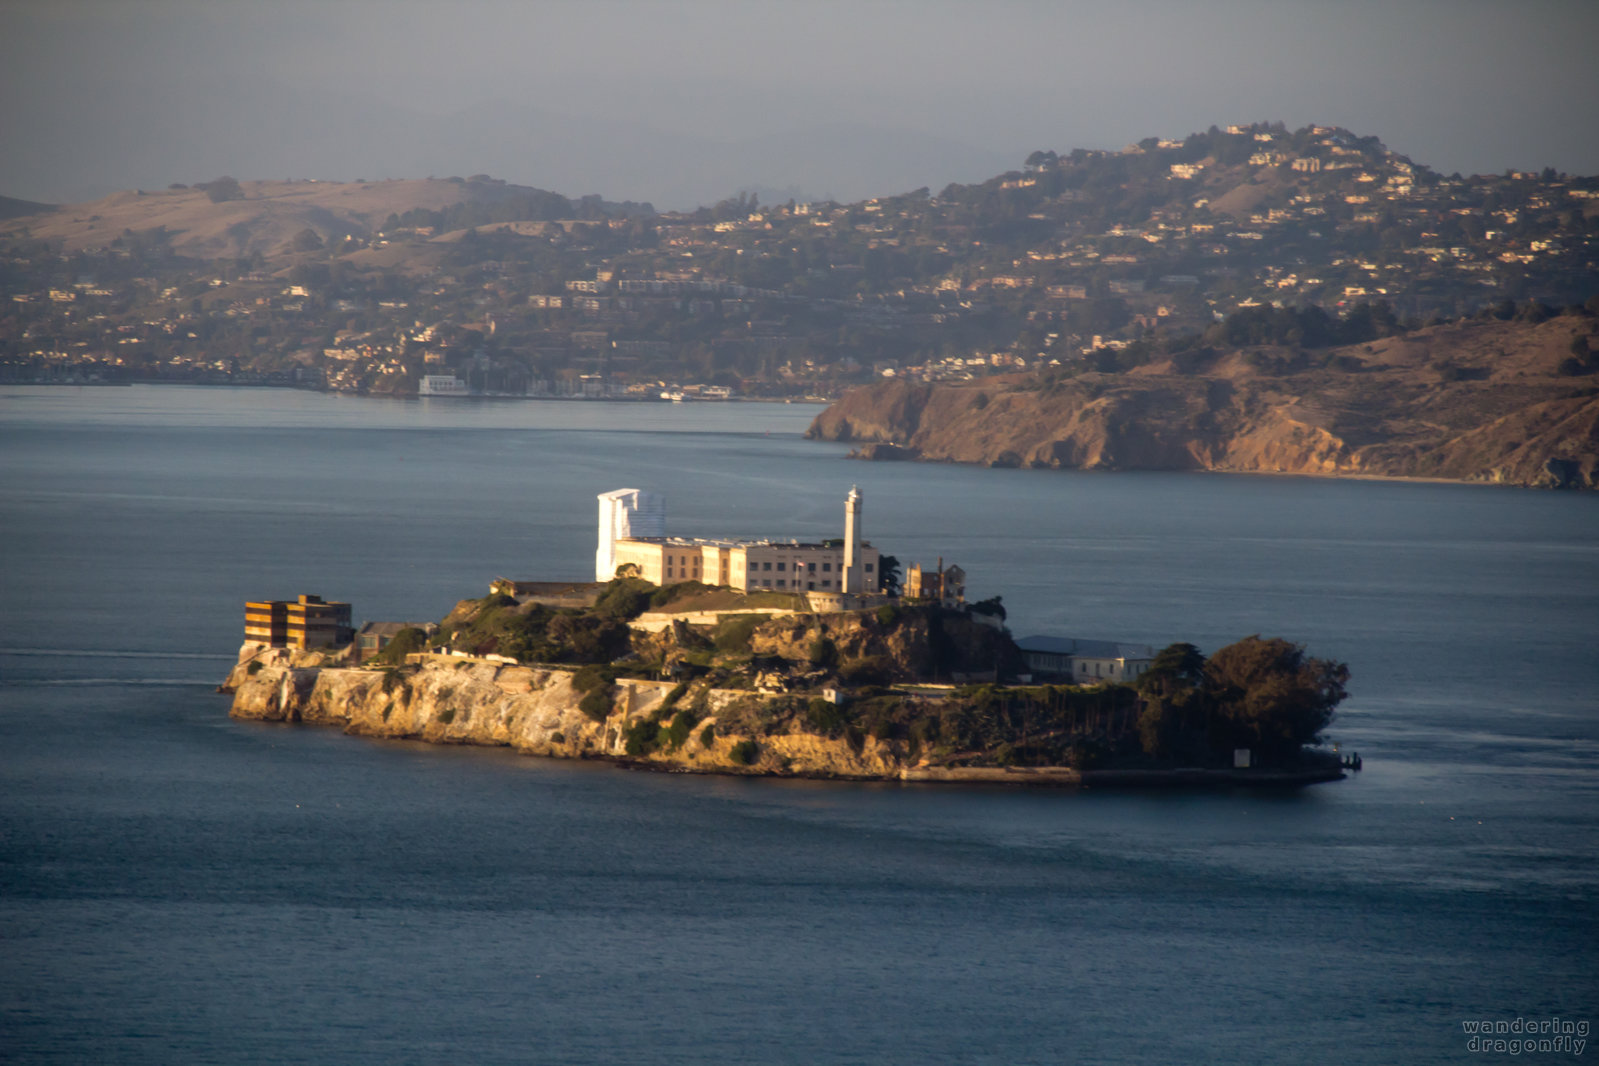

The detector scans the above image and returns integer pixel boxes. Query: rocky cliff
[808,316,1599,489]
[222,644,909,779]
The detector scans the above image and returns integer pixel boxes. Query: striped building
[244,594,354,649]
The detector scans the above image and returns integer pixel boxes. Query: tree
[877,554,902,596]
[1136,643,1207,759]
[1203,636,1348,763]
[199,176,242,204]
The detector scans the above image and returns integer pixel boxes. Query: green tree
[877,554,902,596]
[199,176,243,203]
[1203,636,1348,763]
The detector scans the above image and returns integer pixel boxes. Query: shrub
[713,614,763,653]
[370,626,428,666]
[579,686,614,721]
[572,665,615,694]
[699,724,716,748]
[875,604,900,627]
[623,718,662,756]
[594,577,654,619]
[806,698,847,736]
[807,636,839,670]
[246,660,263,675]
[663,708,700,750]
[728,739,760,766]
[438,708,457,725]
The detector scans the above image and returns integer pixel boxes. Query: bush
[875,604,900,627]
[807,698,847,736]
[660,682,689,711]
[370,626,428,666]
[623,718,662,756]
[579,685,614,722]
[713,614,763,653]
[594,577,654,619]
[246,660,263,675]
[807,636,839,670]
[663,708,700,749]
[571,664,615,694]
[699,723,716,748]
[728,739,760,766]
[438,708,457,725]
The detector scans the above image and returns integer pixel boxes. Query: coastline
[222,645,1346,791]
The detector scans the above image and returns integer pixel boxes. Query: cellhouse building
[595,486,880,596]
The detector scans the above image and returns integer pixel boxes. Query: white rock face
[223,645,902,777]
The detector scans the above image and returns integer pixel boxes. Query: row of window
[748,578,845,590]
[741,560,876,574]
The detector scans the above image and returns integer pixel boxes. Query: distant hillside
[0,177,651,259]
[0,195,53,221]
[1,122,1593,403]
[808,312,1599,490]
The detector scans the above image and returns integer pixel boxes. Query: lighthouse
[843,485,863,594]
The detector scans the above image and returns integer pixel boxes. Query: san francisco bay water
[2,385,1595,1063]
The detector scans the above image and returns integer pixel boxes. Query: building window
[822,562,832,572]
[777,563,785,571]
[807,581,816,590]
[807,562,816,571]
[776,579,785,588]
[763,562,772,571]
[865,563,874,572]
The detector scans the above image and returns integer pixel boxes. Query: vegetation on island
[384,576,1348,773]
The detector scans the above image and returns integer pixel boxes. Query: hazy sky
[4,0,1598,209]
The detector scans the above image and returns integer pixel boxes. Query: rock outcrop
[222,644,907,778]
[809,316,1599,489]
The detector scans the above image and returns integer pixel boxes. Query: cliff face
[223,645,906,778]
[808,317,1599,489]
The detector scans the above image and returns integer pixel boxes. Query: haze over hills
[3,121,1597,487]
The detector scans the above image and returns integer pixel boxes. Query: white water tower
[595,488,666,581]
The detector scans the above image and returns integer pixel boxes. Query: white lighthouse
[842,485,863,594]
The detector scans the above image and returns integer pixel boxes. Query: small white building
[1014,636,1157,684]
[419,375,470,396]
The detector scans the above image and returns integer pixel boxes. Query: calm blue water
[2,385,1595,1064]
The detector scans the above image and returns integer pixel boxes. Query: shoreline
[844,445,1554,492]
[223,647,1347,792]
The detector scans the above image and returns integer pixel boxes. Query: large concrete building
[595,488,667,582]
[599,486,881,594]
[244,594,354,649]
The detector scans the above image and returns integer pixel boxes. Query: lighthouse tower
[842,485,863,594]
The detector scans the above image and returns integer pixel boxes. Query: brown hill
[0,177,609,259]
[808,315,1599,489]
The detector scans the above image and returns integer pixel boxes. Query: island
[221,489,1353,788]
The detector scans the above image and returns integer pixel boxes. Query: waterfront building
[244,594,354,649]
[905,562,965,608]
[1014,635,1155,683]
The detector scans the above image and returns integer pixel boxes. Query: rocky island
[222,584,1352,789]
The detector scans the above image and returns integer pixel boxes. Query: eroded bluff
[807,316,1599,489]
